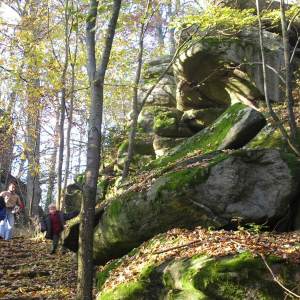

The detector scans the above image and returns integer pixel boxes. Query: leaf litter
[0,236,78,299]
[97,227,300,292]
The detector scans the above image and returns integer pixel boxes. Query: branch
[0,65,29,83]
[260,254,300,299]
[287,10,300,32]
[139,26,204,111]
[290,36,300,64]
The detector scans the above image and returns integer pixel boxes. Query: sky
[0,3,19,23]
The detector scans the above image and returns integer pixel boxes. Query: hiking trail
[0,236,77,299]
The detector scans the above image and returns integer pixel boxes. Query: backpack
[0,196,6,221]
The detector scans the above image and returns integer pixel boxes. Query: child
[41,203,78,254]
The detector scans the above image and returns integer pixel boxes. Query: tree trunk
[255,0,300,156]
[121,1,150,181]
[26,94,41,217]
[76,1,122,299]
[63,9,79,197]
[46,106,60,208]
[57,0,70,209]
[280,0,298,141]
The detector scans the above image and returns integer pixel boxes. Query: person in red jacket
[41,203,78,254]
[0,182,25,240]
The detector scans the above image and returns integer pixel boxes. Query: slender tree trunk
[167,1,177,54]
[121,1,150,181]
[75,129,84,175]
[256,0,300,156]
[57,0,70,209]
[26,96,41,217]
[63,47,77,198]
[280,0,298,141]
[46,107,60,208]
[77,1,121,299]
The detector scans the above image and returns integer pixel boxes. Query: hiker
[0,182,25,240]
[41,203,79,254]
[0,196,6,238]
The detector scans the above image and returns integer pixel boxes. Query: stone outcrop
[63,103,300,265]
[65,147,300,264]
[97,250,299,300]
[173,28,290,110]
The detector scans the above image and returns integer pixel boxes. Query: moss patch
[147,103,249,169]
[194,252,289,300]
[97,251,298,300]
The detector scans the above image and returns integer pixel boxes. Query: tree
[279,0,298,142]
[255,0,300,156]
[76,0,122,299]
[121,0,152,181]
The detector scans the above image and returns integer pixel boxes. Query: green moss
[280,151,300,179]
[97,263,157,300]
[194,252,287,300]
[147,103,246,170]
[105,191,136,221]
[154,111,178,131]
[247,127,287,150]
[118,138,154,157]
[98,280,146,300]
[153,152,228,198]
[96,259,123,290]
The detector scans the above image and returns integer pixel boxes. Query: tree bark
[57,0,70,209]
[121,1,150,181]
[46,106,60,208]
[63,2,79,206]
[280,0,298,141]
[76,1,122,299]
[256,0,300,156]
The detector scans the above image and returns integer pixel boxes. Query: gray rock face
[153,135,186,157]
[217,105,267,150]
[173,28,291,108]
[195,150,295,221]
[64,149,300,264]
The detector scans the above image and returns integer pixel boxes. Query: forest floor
[0,236,78,299]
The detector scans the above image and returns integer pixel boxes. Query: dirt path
[0,236,77,299]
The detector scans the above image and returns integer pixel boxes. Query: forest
[0,0,300,299]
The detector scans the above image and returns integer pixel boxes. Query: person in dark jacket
[0,196,6,221]
[41,203,78,254]
[0,196,6,239]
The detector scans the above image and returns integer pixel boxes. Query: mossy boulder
[64,148,300,264]
[149,103,266,169]
[97,251,300,300]
[153,109,194,138]
[116,136,155,173]
[64,183,82,212]
[247,125,290,151]
[153,135,186,157]
[181,107,226,131]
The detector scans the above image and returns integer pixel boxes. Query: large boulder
[64,103,268,259]
[153,108,194,137]
[96,227,300,299]
[149,103,266,169]
[153,135,185,157]
[173,28,291,110]
[64,148,300,264]
[97,253,299,300]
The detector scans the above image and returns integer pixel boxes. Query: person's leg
[0,219,5,239]
[4,210,14,240]
[51,234,59,254]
